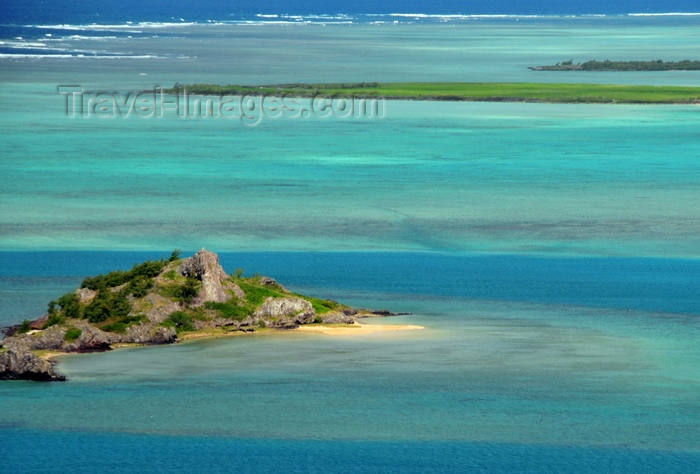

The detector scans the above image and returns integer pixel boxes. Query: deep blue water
[1,252,698,326]
[2,430,699,474]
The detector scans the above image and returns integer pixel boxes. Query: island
[0,249,419,381]
[164,82,700,104]
[529,59,700,71]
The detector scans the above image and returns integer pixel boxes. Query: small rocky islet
[0,249,388,382]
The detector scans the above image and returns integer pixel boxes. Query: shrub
[81,270,128,290]
[84,300,110,323]
[176,277,200,305]
[101,315,146,333]
[169,249,182,262]
[126,276,154,298]
[57,293,81,319]
[101,322,128,333]
[80,254,174,291]
[64,327,82,342]
[102,270,129,287]
[43,314,65,329]
[167,311,195,331]
[17,320,31,334]
[130,260,167,279]
[84,290,132,323]
[110,292,131,317]
[80,276,100,290]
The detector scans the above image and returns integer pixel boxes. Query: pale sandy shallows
[40,323,425,361]
[295,322,425,336]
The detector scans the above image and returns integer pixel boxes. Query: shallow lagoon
[2,99,700,257]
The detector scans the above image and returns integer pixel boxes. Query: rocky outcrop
[75,287,97,304]
[122,323,176,345]
[258,276,275,286]
[254,297,316,327]
[178,248,245,305]
[3,325,67,353]
[0,350,65,381]
[2,324,115,354]
[29,314,49,330]
[0,319,177,381]
[0,248,376,382]
[205,315,255,331]
[223,280,246,302]
[318,312,356,325]
[142,293,182,324]
[63,323,115,353]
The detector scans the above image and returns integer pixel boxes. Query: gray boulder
[75,287,96,304]
[122,323,177,345]
[63,322,116,353]
[2,325,66,352]
[319,312,356,324]
[142,292,182,324]
[0,349,65,381]
[254,297,316,327]
[178,248,244,305]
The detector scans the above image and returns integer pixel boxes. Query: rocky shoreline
[0,249,401,382]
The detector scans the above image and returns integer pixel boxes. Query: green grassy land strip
[166,82,700,104]
[530,59,700,71]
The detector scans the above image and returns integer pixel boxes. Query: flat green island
[529,59,700,72]
[166,82,700,104]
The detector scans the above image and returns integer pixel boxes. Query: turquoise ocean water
[1,16,700,472]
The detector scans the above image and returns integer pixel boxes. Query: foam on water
[3,17,700,86]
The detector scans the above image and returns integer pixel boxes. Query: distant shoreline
[529,59,700,71]
[164,82,700,104]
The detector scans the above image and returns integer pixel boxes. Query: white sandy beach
[295,322,425,336]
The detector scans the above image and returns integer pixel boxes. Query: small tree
[176,277,200,305]
[43,314,65,329]
[84,300,110,323]
[17,320,31,334]
[168,311,195,331]
[169,249,182,262]
[57,293,81,319]
[111,292,132,318]
[126,276,153,298]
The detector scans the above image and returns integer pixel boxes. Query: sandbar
[295,322,424,336]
